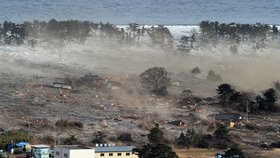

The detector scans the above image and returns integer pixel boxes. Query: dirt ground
[174,148,220,158]
[261,148,280,158]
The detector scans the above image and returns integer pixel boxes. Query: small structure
[171,82,180,87]
[54,145,95,158]
[53,82,72,90]
[215,151,239,158]
[214,113,243,128]
[94,146,138,158]
[215,151,226,158]
[16,142,31,152]
[16,142,29,147]
[168,120,185,126]
[106,81,122,90]
[214,113,242,122]
[31,145,51,158]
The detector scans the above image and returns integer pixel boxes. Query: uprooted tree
[140,67,170,96]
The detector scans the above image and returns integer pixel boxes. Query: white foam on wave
[116,25,200,40]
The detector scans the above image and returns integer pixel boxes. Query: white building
[54,145,95,158]
[31,145,51,158]
[94,146,138,158]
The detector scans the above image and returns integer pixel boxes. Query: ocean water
[0,0,279,25]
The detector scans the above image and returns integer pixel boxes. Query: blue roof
[94,146,136,153]
[16,142,29,147]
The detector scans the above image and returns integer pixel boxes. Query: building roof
[94,146,136,153]
[215,113,242,122]
[16,142,29,147]
[32,145,50,148]
[56,145,92,149]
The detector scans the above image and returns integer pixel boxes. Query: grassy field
[174,148,221,158]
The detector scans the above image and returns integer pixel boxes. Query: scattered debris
[171,82,180,87]
[178,97,197,108]
[53,81,72,90]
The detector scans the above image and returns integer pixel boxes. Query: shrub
[55,120,83,129]
[197,138,209,148]
[245,123,259,130]
[207,70,223,82]
[41,135,55,144]
[69,121,83,128]
[92,131,106,144]
[191,67,201,75]
[152,86,168,96]
[117,133,133,142]
[0,131,28,151]
[55,120,69,127]
[64,135,79,145]
[270,141,280,148]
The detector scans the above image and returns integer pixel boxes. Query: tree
[258,88,277,111]
[214,124,229,140]
[217,83,235,105]
[177,36,192,54]
[272,25,279,39]
[176,129,209,148]
[92,131,106,144]
[273,81,280,93]
[140,67,170,95]
[207,70,222,82]
[213,123,230,149]
[128,23,139,39]
[263,88,277,103]
[191,67,201,75]
[134,143,178,158]
[148,124,166,144]
[147,25,173,46]
[176,132,188,147]
[134,124,178,158]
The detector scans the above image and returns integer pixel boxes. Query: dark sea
[0,0,279,25]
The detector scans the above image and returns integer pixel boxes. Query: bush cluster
[55,120,83,129]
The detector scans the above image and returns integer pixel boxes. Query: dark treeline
[200,21,279,44]
[0,19,93,46]
[216,83,278,113]
[0,19,279,54]
[178,21,279,54]
[0,19,173,50]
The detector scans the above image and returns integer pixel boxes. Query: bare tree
[140,67,170,95]
[273,81,280,96]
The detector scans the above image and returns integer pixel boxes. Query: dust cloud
[0,36,280,96]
